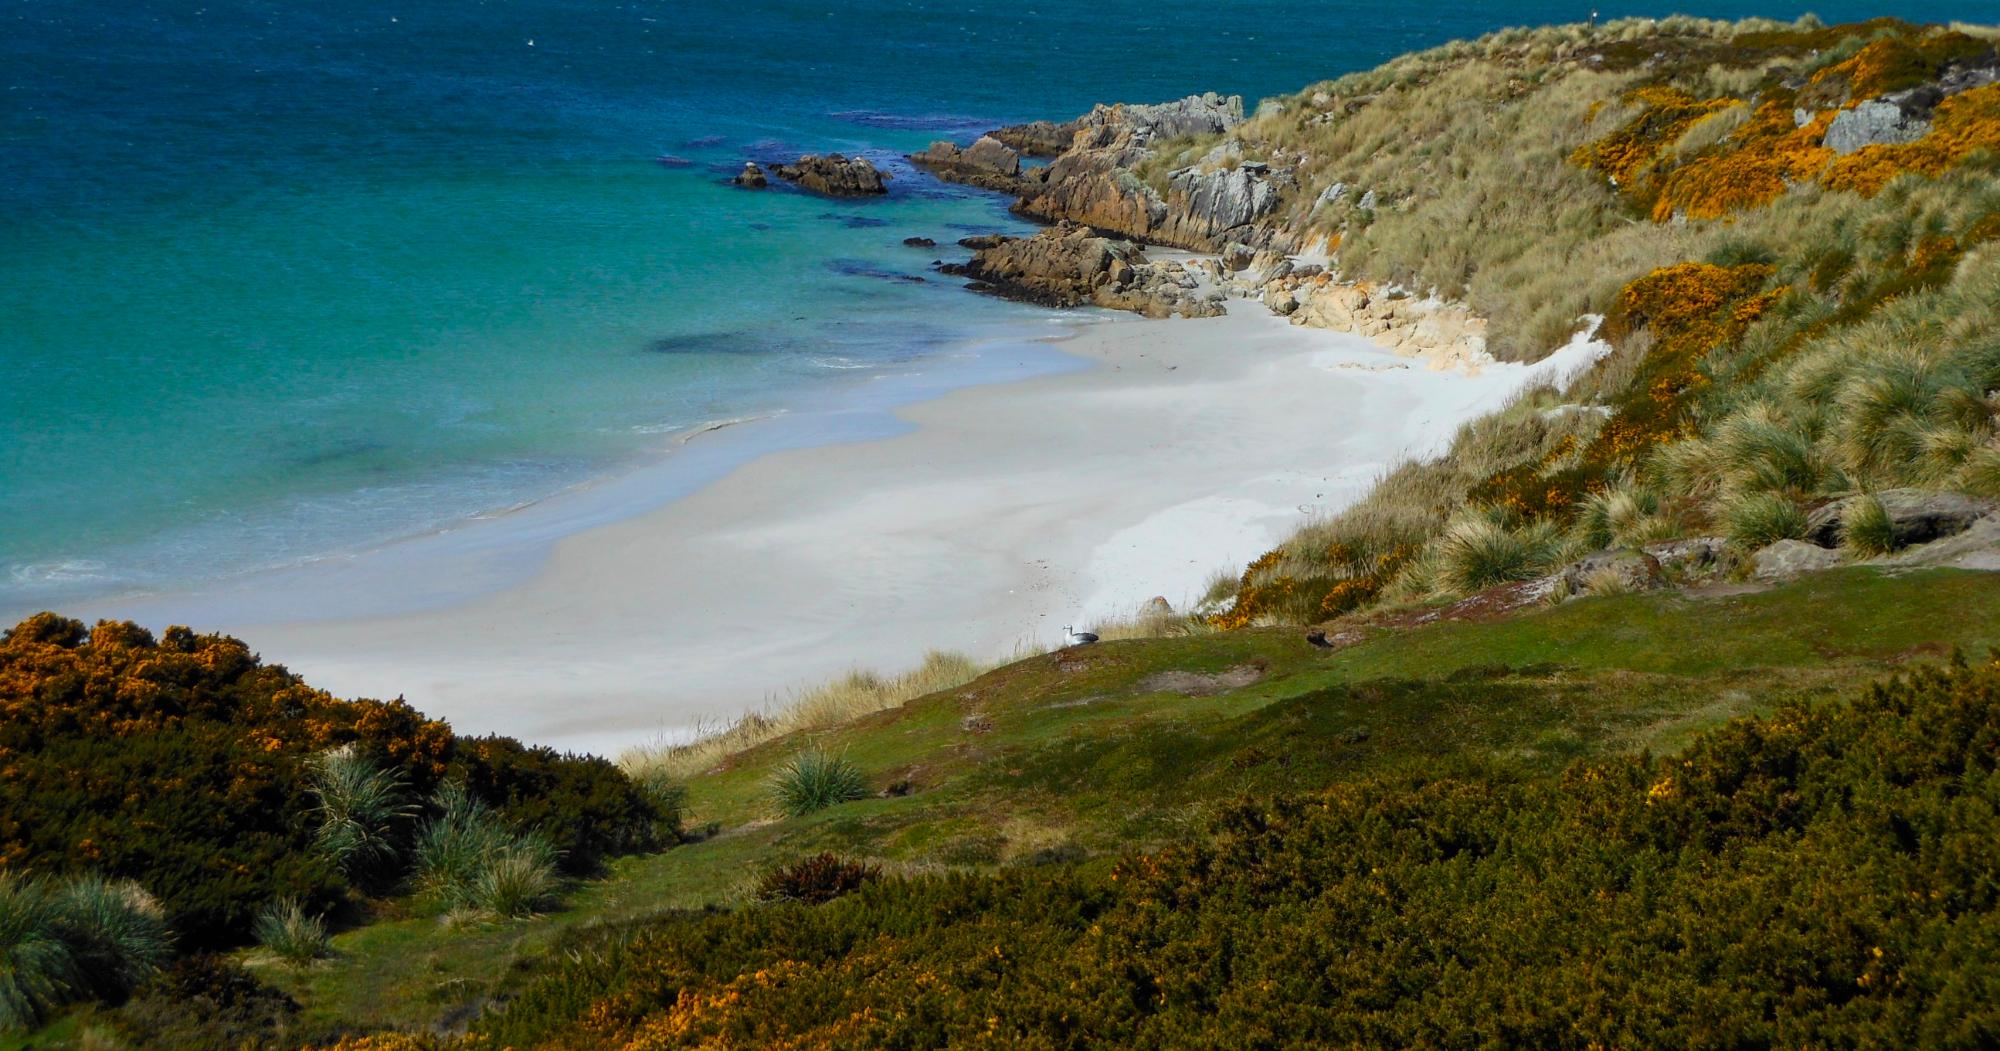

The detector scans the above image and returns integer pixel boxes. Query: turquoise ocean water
[2,0,1988,615]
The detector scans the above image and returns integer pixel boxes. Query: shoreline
[67,296,1604,757]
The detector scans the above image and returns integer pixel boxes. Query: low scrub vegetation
[434,658,2000,1048]
[0,613,675,1026]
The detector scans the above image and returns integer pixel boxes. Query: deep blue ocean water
[3,0,1991,613]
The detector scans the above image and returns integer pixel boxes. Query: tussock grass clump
[1840,493,1899,555]
[470,843,562,919]
[252,898,327,968]
[621,650,986,783]
[0,873,78,1030]
[1434,514,1571,595]
[412,782,563,919]
[1721,491,1808,547]
[306,747,416,882]
[772,749,869,818]
[0,872,169,1030]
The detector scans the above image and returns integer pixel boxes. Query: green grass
[237,565,2000,1036]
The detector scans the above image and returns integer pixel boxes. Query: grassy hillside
[1163,16,2000,628]
[20,565,1961,1047]
[207,565,2000,1049]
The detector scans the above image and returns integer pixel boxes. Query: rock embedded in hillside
[1822,100,1931,154]
[773,153,890,196]
[1752,539,1843,581]
[1557,549,1664,596]
[938,222,1223,319]
[731,161,769,189]
[1804,489,1996,548]
[1266,275,1491,370]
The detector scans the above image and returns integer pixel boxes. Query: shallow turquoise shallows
[1,0,1986,612]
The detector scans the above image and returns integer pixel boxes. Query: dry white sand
[89,301,1605,756]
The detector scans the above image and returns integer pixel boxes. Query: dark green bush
[753,853,881,905]
[106,954,300,1051]
[448,736,668,874]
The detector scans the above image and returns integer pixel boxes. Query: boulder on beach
[773,153,891,196]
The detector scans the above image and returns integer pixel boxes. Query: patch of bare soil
[1139,663,1267,697]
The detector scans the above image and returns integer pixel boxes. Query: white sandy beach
[85,299,1604,756]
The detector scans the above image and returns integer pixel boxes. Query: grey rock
[731,161,769,189]
[1804,489,1996,547]
[1163,164,1289,242]
[1753,539,1843,580]
[1823,100,1931,154]
[1221,243,1255,272]
[1642,536,1730,579]
[1357,188,1379,211]
[1559,548,1663,596]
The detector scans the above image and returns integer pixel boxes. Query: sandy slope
[87,301,1604,755]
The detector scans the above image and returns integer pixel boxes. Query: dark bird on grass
[1064,625,1100,646]
[1305,628,1336,650]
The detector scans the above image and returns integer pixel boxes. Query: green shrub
[306,747,416,885]
[252,899,327,967]
[449,736,668,874]
[0,872,173,1030]
[412,782,563,918]
[469,842,562,919]
[753,853,881,905]
[771,749,869,818]
[0,872,78,1030]
[626,767,689,845]
[1722,490,1808,546]
[49,874,170,999]
[1839,492,1899,554]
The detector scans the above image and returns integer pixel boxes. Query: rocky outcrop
[1263,274,1492,371]
[1823,100,1931,153]
[1804,489,1995,547]
[731,162,769,189]
[1160,163,1291,244]
[773,154,890,196]
[902,236,936,248]
[939,222,1223,319]
[1823,59,1999,153]
[907,136,1025,193]
[988,120,1075,157]
[912,94,1286,253]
